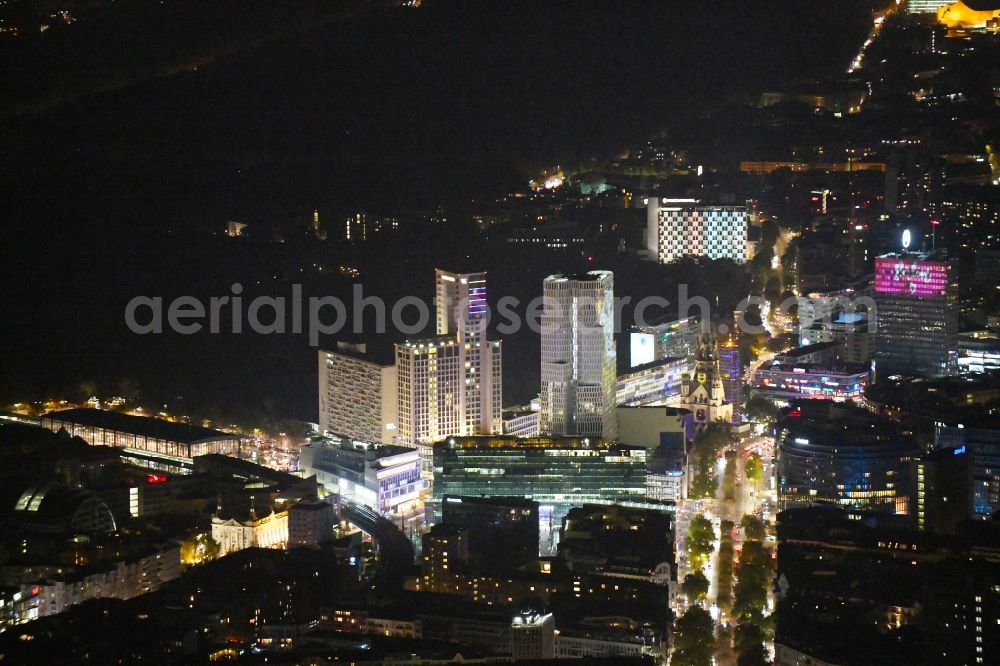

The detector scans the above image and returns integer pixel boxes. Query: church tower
[680,334,733,429]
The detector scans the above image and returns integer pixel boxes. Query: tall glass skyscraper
[873,253,958,378]
[540,271,617,438]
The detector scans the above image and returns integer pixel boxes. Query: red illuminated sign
[145,474,168,484]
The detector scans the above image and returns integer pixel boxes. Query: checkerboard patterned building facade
[645,199,748,264]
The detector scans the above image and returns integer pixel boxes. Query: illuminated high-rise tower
[646,198,748,264]
[874,252,958,379]
[718,338,742,424]
[397,270,502,476]
[435,269,488,337]
[540,271,617,438]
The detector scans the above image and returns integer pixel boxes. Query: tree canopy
[681,570,710,602]
[672,606,716,666]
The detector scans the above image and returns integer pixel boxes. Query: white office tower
[435,269,489,336]
[397,271,503,475]
[645,198,748,264]
[318,343,397,444]
[540,271,617,438]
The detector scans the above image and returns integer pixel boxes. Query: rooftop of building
[865,370,1000,418]
[41,408,237,444]
[800,274,873,298]
[934,409,1000,430]
[617,356,688,378]
[778,504,1000,551]
[4,479,116,533]
[424,522,469,538]
[398,334,491,349]
[775,341,843,359]
[441,494,539,509]
[801,311,870,327]
[289,498,334,512]
[616,405,691,415]
[757,361,870,376]
[958,328,1000,343]
[545,270,613,283]
[559,504,674,573]
[948,0,1000,12]
[631,313,699,330]
[778,402,916,452]
[434,267,487,280]
[193,453,317,493]
[319,433,416,457]
[434,435,642,451]
[646,196,748,210]
[502,405,538,419]
[323,339,395,366]
[876,249,951,263]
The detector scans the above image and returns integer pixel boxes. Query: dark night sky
[0,0,877,423]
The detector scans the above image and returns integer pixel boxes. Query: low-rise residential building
[288,498,336,548]
[0,544,181,628]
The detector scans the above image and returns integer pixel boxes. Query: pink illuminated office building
[873,253,958,378]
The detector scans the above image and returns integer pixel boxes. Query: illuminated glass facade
[540,272,617,438]
[874,254,958,378]
[299,435,424,515]
[398,270,503,476]
[431,436,646,520]
[958,330,1000,373]
[39,409,242,460]
[645,199,747,264]
[615,356,691,406]
[750,363,870,402]
[719,343,742,422]
[776,405,918,515]
[935,422,1000,520]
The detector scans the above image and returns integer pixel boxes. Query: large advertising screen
[630,333,655,367]
[874,257,949,297]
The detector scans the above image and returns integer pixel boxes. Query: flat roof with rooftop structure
[40,409,243,460]
[775,341,843,360]
[544,270,613,283]
[434,435,639,451]
[502,405,537,420]
[323,340,395,366]
[41,409,234,444]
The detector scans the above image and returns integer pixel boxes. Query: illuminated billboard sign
[874,257,948,297]
[630,333,655,367]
